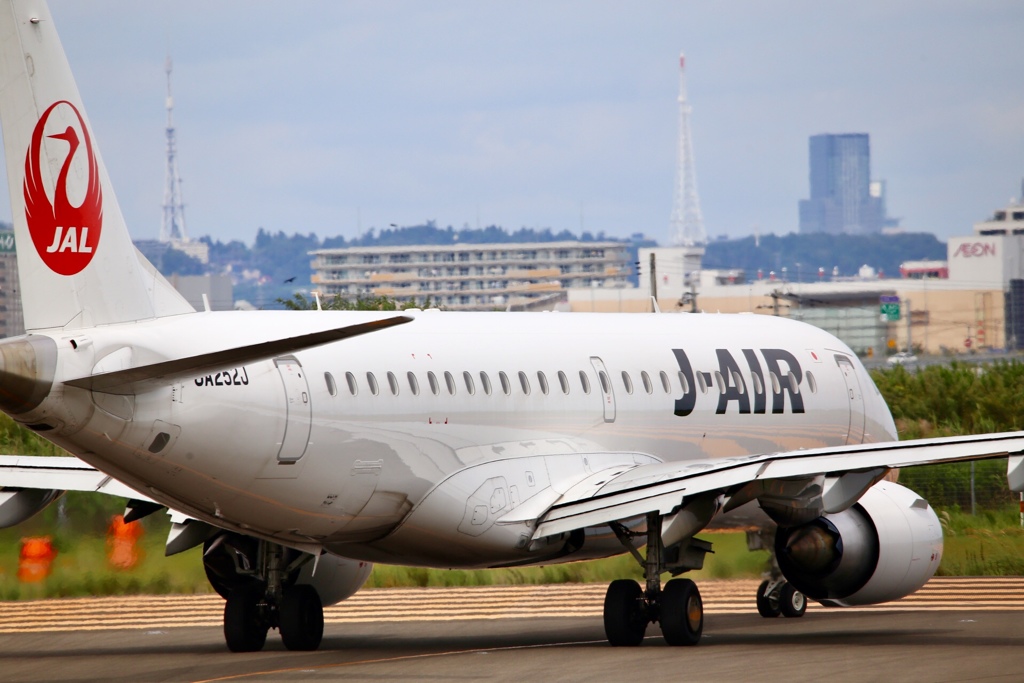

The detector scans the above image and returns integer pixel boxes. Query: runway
[0,577,1021,682]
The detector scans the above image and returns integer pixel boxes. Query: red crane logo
[23,100,103,275]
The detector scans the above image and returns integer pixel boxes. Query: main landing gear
[603,513,707,647]
[747,529,806,619]
[205,536,325,652]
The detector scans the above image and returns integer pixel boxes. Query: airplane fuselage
[19,309,896,568]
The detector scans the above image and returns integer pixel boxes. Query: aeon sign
[953,242,996,258]
[23,100,103,276]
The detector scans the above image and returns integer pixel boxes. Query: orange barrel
[18,536,56,582]
[107,514,144,570]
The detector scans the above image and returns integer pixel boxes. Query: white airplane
[1,0,1023,654]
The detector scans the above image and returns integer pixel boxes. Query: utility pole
[649,252,658,303]
[905,297,912,353]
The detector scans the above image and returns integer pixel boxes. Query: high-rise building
[799,133,885,235]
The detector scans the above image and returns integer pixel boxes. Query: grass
[935,506,1024,576]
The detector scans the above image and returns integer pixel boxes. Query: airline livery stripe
[0,577,1021,634]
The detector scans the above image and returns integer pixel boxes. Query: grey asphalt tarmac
[0,606,1021,683]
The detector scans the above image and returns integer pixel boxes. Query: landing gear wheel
[603,579,647,647]
[756,580,781,618]
[280,585,324,651]
[660,578,703,646]
[224,590,269,652]
[779,582,807,618]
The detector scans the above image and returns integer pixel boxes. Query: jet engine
[775,481,942,606]
[0,488,62,528]
[203,533,372,607]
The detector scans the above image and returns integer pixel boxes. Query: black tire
[756,580,781,618]
[660,578,703,646]
[224,590,268,653]
[603,579,647,647]
[779,582,807,618]
[280,584,324,651]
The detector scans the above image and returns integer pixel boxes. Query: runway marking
[0,577,1022,634]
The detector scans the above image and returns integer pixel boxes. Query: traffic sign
[880,295,900,322]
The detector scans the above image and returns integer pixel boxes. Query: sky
[1,1,1022,246]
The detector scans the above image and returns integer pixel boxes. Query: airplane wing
[514,431,1024,540]
[0,455,150,499]
[65,315,413,395]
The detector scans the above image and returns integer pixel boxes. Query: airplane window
[697,372,708,394]
[537,371,549,395]
[641,371,653,394]
[518,371,531,395]
[713,371,725,393]
[427,371,440,395]
[678,371,690,394]
[558,371,570,394]
[769,372,781,395]
[499,371,511,395]
[788,372,800,394]
[751,372,763,395]
[324,372,337,397]
[480,371,492,395]
[579,370,591,394]
[444,371,456,395]
[660,371,671,393]
[732,371,744,395]
[387,371,399,396]
[366,372,379,396]
[621,371,633,395]
[806,371,817,393]
[463,371,476,395]
[407,371,420,396]
[598,371,610,394]
[345,372,358,396]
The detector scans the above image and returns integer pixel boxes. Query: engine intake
[775,481,942,606]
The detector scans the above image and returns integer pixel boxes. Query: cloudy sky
[1,1,1022,246]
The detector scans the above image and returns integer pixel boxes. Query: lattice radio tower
[160,56,188,243]
[668,53,706,246]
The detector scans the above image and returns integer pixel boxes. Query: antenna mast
[668,53,706,247]
[160,56,188,243]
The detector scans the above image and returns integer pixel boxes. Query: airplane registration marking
[0,578,1020,633]
[194,368,250,387]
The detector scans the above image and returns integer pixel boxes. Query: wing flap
[533,431,1024,539]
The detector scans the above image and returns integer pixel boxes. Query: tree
[277,293,437,311]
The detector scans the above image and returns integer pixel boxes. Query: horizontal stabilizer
[65,315,413,395]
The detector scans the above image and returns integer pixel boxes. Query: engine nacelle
[203,533,372,606]
[775,481,942,606]
[0,488,63,528]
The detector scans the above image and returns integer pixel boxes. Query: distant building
[310,242,631,311]
[899,260,948,279]
[0,230,22,338]
[948,200,1024,290]
[799,133,888,235]
[167,274,234,311]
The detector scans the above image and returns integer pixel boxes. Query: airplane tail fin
[0,0,194,332]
